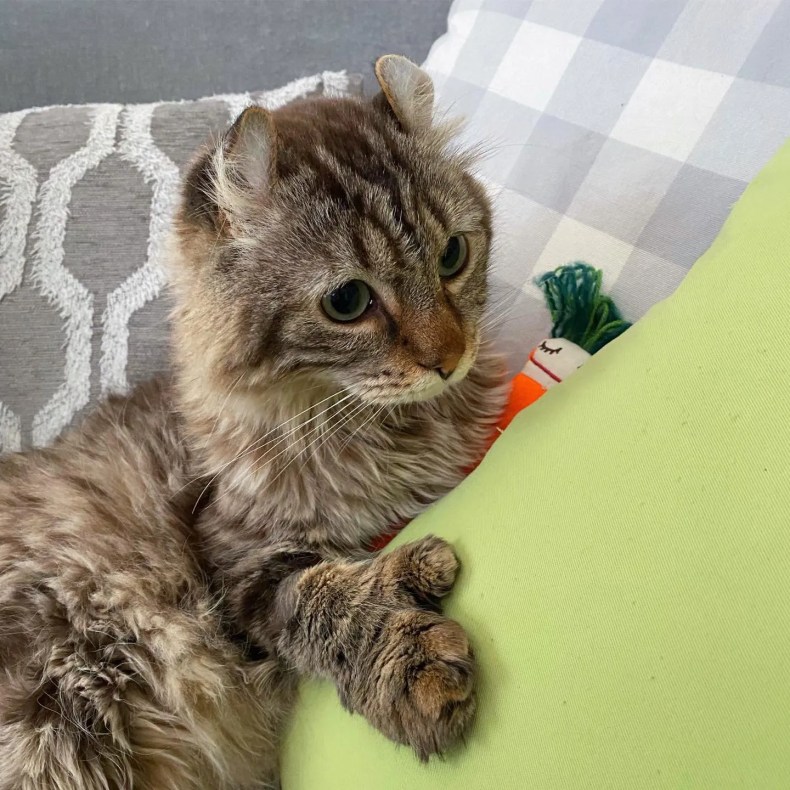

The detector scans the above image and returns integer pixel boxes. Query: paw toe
[412,535,460,599]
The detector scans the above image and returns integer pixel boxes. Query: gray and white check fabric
[424,0,790,371]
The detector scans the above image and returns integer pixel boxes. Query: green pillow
[282,141,790,789]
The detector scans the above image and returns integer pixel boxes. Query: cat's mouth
[355,338,479,405]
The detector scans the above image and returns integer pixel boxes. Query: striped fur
[0,57,510,787]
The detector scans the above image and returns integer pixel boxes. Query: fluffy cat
[0,56,508,788]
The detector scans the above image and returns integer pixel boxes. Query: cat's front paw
[358,537,475,759]
[383,534,461,604]
[370,609,476,760]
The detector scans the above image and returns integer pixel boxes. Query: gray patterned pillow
[0,72,362,453]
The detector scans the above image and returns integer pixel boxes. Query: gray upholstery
[0,0,453,454]
[0,73,363,453]
[0,0,451,111]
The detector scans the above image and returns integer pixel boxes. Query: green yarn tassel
[535,262,631,355]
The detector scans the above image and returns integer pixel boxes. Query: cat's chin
[359,377,460,406]
[374,382,449,406]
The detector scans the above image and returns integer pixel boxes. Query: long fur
[0,58,509,788]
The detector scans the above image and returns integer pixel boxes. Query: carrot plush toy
[498,261,631,431]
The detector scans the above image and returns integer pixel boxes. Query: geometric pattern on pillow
[0,72,361,453]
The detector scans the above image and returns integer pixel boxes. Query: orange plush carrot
[497,262,631,432]
[499,338,590,431]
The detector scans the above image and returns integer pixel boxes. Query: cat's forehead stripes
[271,101,456,271]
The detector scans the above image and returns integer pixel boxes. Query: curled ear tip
[229,106,273,141]
[374,55,433,94]
[374,54,434,132]
[376,53,411,64]
[243,105,270,117]
[237,105,273,128]
[375,54,419,75]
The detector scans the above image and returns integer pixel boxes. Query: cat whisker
[182,387,350,496]
[207,373,244,441]
[229,388,352,460]
[479,304,521,332]
[336,401,389,458]
[295,401,369,477]
[275,399,373,484]
[300,396,388,471]
[212,397,366,504]
[190,391,356,512]
[231,400,366,498]
[241,391,357,462]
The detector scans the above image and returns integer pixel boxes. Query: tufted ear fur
[181,106,277,232]
[374,55,435,133]
[223,106,277,194]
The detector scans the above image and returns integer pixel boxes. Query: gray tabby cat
[0,56,508,788]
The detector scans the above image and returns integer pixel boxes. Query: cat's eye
[439,234,469,279]
[321,280,372,322]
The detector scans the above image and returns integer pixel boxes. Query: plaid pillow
[424,0,790,371]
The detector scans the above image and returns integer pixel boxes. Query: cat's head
[171,56,492,408]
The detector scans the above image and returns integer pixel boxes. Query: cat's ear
[374,55,434,133]
[180,107,276,233]
[224,106,277,194]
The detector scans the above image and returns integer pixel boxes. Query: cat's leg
[232,536,475,760]
[0,597,286,790]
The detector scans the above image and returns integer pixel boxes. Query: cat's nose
[435,350,463,380]
[401,306,466,379]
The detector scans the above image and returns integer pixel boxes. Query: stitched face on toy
[525,338,590,389]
